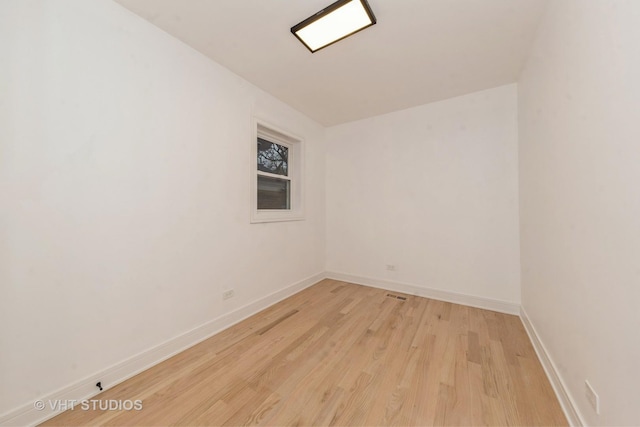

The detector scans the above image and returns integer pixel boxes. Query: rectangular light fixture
[291,0,377,53]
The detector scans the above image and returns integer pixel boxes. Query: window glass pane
[257,176,290,210]
[257,138,288,176]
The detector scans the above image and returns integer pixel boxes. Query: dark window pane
[257,176,290,210]
[257,138,288,176]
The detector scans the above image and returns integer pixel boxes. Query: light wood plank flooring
[42,280,567,426]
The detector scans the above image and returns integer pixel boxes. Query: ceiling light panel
[291,0,377,53]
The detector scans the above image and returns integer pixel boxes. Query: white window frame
[251,118,304,223]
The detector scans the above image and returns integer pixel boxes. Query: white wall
[7,0,639,424]
[0,0,325,417]
[326,85,521,306]
[518,1,640,425]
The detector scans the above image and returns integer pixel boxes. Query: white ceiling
[114,0,548,126]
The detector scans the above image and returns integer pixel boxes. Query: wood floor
[42,280,567,426]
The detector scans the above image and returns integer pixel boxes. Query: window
[251,120,304,223]
[257,138,290,209]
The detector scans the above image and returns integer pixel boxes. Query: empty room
[1,0,639,426]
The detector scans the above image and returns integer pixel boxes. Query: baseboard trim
[520,306,585,426]
[0,272,325,427]
[325,271,520,315]
[2,272,582,427]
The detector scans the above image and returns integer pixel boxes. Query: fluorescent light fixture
[291,0,377,53]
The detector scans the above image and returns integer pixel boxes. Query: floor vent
[386,293,407,301]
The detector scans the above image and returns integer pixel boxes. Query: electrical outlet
[585,380,599,414]
[222,289,235,300]
[386,264,396,271]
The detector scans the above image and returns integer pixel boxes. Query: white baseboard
[0,272,325,427]
[325,271,520,315]
[2,272,580,427]
[520,306,585,426]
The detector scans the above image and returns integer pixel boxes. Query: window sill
[250,210,305,224]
